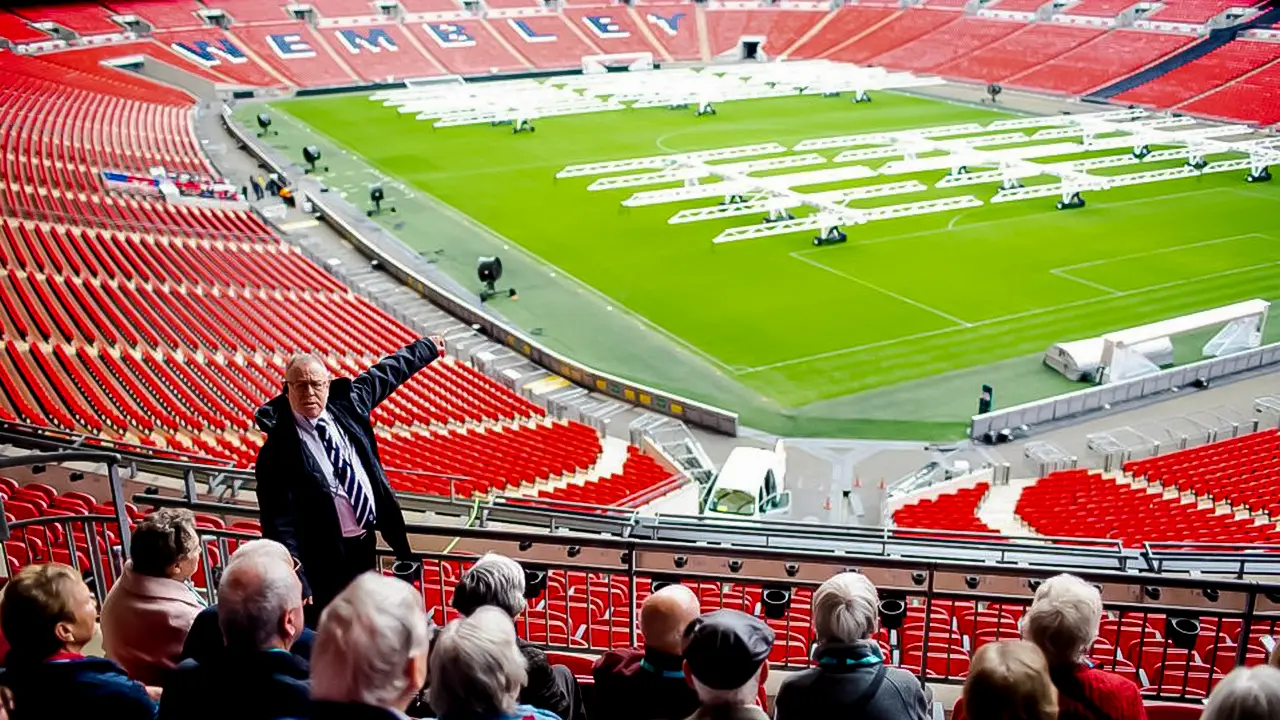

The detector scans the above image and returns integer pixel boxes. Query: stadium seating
[1009,29,1196,95]
[487,16,596,71]
[892,482,1001,536]
[13,3,124,36]
[990,0,1050,9]
[1146,0,1265,24]
[784,6,896,59]
[826,8,960,65]
[561,7,661,57]
[205,0,295,25]
[1179,61,1280,125]
[1015,470,1280,547]
[102,1,207,30]
[637,3,701,61]
[703,9,826,58]
[307,0,386,17]
[869,16,1027,73]
[1115,39,1280,108]
[415,20,531,76]
[230,22,360,87]
[934,24,1106,83]
[1062,0,1141,17]
[1124,430,1280,517]
[154,28,288,86]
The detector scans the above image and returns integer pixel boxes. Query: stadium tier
[102,1,207,31]
[1008,29,1197,95]
[1179,60,1280,125]
[891,482,1002,537]
[934,24,1106,84]
[1115,39,1280,108]
[0,42,684,517]
[868,16,1026,73]
[0,4,1272,125]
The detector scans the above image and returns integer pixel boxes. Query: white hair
[1203,666,1280,720]
[217,541,302,651]
[813,572,879,644]
[227,538,293,568]
[312,573,431,708]
[285,353,327,376]
[452,553,527,618]
[691,669,760,708]
[427,606,528,719]
[1022,573,1102,667]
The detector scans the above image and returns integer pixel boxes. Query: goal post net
[582,52,655,75]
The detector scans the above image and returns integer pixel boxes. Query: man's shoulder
[593,647,642,678]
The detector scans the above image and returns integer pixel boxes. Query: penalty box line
[742,256,1280,375]
[1049,233,1273,296]
[789,252,974,328]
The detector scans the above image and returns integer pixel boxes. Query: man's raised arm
[349,336,444,416]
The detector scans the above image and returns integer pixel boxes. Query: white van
[701,441,791,520]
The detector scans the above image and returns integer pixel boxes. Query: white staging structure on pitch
[372,60,943,128]
[557,109,1279,244]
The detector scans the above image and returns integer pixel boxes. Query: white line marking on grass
[1052,234,1267,273]
[744,259,1280,374]
[268,105,742,377]
[1049,269,1121,294]
[790,252,973,327]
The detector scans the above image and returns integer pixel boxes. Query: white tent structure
[1046,300,1270,384]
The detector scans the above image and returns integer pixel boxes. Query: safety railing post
[626,542,638,648]
[107,459,133,560]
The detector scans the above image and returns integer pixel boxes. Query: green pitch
[247,91,1280,439]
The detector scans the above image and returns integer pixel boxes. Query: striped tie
[315,417,375,528]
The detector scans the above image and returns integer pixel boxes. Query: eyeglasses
[288,380,329,392]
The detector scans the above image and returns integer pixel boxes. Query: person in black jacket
[254,336,443,624]
[0,564,157,720]
[773,572,932,720]
[452,554,585,720]
[160,540,309,720]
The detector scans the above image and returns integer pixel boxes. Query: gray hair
[312,573,431,708]
[1203,666,1280,720]
[217,540,302,651]
[285,353,327,376]
[452,554,527,618]
[427,606,528,718]
[1021,574,1102,667]
[813,572,879,644]
[691,671,760,708]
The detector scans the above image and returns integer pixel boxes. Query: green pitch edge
[235,92,1280,440]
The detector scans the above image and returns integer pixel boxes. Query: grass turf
[257,90,1280,438]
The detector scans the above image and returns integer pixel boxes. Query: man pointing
[253,336,444,624]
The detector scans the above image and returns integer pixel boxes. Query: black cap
[683,609,775,690]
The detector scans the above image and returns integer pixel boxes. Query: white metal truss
[557,144,786,178]
[556,103,1276,245]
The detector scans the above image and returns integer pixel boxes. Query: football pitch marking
[1049,233,1269,296]
[790,253,974,327]
[748,248,1280,375]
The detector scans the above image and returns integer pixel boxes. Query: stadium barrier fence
[219,106,740,437]
[1,447,1279,700]
[971,342,1280,440]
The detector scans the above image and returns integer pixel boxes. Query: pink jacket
[100,563,206,686]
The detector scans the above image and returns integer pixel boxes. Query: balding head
[641,584,701,655]
[285,353,330,419]
[218,540,304,652]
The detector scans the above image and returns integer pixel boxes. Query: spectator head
[428,606,527,719]
[285,353,330,420]
[1203,666,1280,720]
[1021,573,1102,668]
[683,610,774,708]
[964,640,1058,720]
[312,573,430,711]
[812,572,879,645]
[130,508,201,581]
[640,584,701,656]
[452,554,526,619]
[0,564,98,661]
[217,539,304,653]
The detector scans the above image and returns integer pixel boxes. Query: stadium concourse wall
[219,107,740,437]
[970,341,1280,440]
